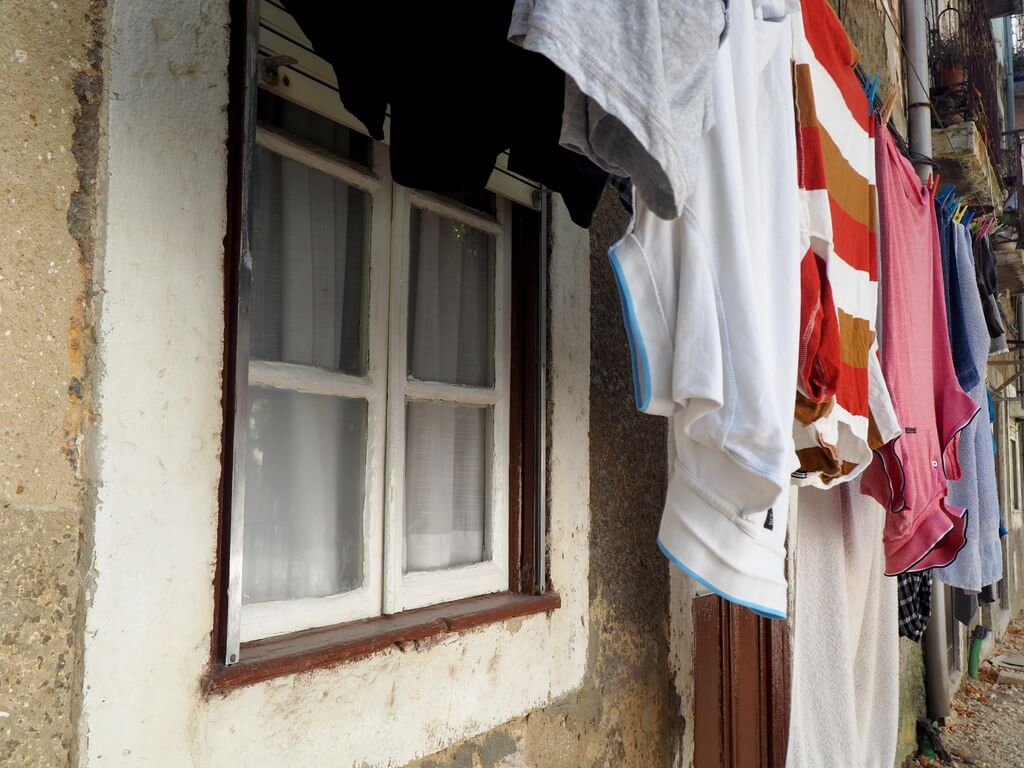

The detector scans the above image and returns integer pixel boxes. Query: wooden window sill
[204,590,560,693]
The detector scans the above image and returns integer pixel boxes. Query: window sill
[204,590,560,693]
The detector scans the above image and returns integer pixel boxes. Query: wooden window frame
[208,0,556,691]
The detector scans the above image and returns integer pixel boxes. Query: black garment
[952,587,978,626]
[284,1,608,228]
[951,583,997,626]
[608,174,634,215]
[897,571,932,642]
[974,234,1005,340]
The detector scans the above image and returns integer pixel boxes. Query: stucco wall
[78,1,603,763]
[829,0,908,137]
[0,2,105,766]
[406,192,681,768]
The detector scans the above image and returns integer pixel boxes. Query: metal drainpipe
[904,0,953,722]
[906,0,934,183]
[1006,17,1016,136]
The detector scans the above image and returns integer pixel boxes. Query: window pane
[407,208,494,387]
[257,89,371,167]
[250,145,369,374]
[242,387,367,603]
[404,401,490,573]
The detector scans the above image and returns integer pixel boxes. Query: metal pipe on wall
[1005,16,1016,136]
[904,0,954,722]
[906,0,934,183]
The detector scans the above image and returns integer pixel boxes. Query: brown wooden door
[693,595,790,768]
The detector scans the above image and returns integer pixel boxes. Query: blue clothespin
[865,74,880,116]
[962,209,975,227]
[945,193,960,216]
[936,183,955,204]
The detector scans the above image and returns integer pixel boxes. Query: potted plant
[932,35,966,88]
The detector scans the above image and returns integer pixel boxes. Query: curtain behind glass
[242,146,369,604]
[404,210,494,572]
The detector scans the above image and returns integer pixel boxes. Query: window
[214,1,555,674]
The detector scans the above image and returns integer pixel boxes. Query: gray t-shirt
[508,0,726,220]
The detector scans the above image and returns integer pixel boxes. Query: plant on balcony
[932,35,966,88]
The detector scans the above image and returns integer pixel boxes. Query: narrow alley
[912,619,1024,767]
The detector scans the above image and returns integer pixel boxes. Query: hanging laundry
[284,0,608,227]
[951,584,997,627]
[789,0,900,489]
[974,233,1010,355]
[897,571,932,642]
[608,1,801,618]
[786,482,898,768]
[508,0,727,220]
[934,220,1003,592]
[862,126,979,575]
[937,206,980,393]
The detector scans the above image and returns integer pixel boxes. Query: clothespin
[864,74,880,116]
[954,202,968,224]
[881,90,898,124]
[936,182,954,204]
[962,209,975,227]
[946,194,961,216]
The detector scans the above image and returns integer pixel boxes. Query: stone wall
[0,2,105,766]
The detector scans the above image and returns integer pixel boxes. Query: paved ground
[910,619,1024,767]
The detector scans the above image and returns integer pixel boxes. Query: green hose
[969,625,988,679]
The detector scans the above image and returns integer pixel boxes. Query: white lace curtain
[404,209,492,572]
[242,146,365,604]
[242,146,493,605]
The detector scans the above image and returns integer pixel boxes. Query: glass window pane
[407,208,494,387]
[257,90,371,167]
[404,401,490,573]
[242,387,367,603]
[250,145,369,374]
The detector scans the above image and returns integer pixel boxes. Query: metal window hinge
[259,54,297,86]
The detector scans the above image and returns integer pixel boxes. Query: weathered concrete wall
[0,2,104,766]
[897,639,927,765]
[830,0,909,137]
[407,192,679,768]
[79,0,597,753]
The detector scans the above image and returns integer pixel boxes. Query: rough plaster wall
[408,192,679,768]
[0,1,104,766]
[832,0,909,137]
[81,6,595,753]
[896,639,926,765]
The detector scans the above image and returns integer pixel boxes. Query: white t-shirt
[609,1,801,618]
[508,0,725,221]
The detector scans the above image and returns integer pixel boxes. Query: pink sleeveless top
[862,127,978,575]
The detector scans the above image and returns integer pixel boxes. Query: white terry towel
[786,482,899,768]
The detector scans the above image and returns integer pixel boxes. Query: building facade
[2,1,1023,767]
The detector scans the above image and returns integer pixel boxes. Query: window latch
[260,54,297,87]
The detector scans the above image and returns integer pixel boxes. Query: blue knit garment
[935,223,1003,591]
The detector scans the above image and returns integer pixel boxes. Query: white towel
[786,482,899,768]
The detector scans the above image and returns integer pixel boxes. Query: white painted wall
[79,1,593,765]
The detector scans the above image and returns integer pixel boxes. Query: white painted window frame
[384,189,512,614]
[233,110,514,643]
[236,126,393,644]
[226,1,527,657]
